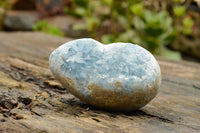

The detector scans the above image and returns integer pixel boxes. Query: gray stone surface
[4,11,38,31]
[50,38,161,111]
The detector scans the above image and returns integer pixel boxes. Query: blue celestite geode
[49,38,161,111]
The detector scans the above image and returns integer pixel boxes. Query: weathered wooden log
[0,32,200,133]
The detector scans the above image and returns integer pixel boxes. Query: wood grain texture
[0,32,200,133]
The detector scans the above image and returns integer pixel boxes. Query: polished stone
[49,38,161,111]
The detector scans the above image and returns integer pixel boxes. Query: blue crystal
[49,38,161,111]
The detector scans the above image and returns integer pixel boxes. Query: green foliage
[182,17,194,35]
[65,1,102,38]
[64,7,85,17]
[171,3,194,36]
[102,34,115,44]
[74,0,89,8]
[159,48,181,60]
[65,0,184,60]
[102,9,180,60]
[0,0,11,30]
[33,20,65,37]
[172,0,182,3]
[173,6,186,17]
[0,0,5,7]
[132,10,178,55]
[103,0,113,6]
[130,3,143,16]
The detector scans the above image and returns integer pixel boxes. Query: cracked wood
[0,32,200,133]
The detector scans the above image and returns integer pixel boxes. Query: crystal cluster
[49,38,161,111]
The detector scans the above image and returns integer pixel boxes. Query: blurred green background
[0,0,200,61]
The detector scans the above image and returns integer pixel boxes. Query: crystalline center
[50,38,160,96]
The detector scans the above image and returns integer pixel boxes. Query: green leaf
[64,7,86,18]
[173,6,185,17]
[183,17,194,27]
[72,24,87,30]
[160,29,178,45]
[102,34,115,44]
[172,0,182,3]
[74,0,89,8]
[132,16,145,32]
[85,17,100,31]
[132,10,177,55]
[159,48,182,60]
[33,20,65,37]
[103,0,113,6]
[116,30,136,42]
[182,17,194,35]
[33,20,48,31]
[130,3,143,16]
[118,15,129,29]
[75,7,87,16]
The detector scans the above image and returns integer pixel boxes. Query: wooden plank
[0,32,200,133]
